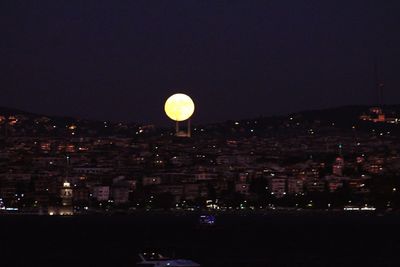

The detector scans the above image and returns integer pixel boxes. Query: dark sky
[1,1,399,125]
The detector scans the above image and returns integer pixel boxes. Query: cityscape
[1,104,400,216]
[1,1,400,267]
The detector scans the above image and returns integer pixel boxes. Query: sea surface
[0,212,399,267]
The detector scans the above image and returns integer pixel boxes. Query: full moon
[164,93,195,122]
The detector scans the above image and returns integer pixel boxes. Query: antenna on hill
[4,116,8,139]
[373,58,384,107]
[66,155,70,181]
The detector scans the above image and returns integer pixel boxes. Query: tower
[59,155,73,215]
[60,181,73,206]
[365,59,386,123]
[373,59,384,107]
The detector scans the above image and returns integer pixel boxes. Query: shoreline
[0,208,394,217]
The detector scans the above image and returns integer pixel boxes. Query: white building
[112,187,130,204]
[235,183,250,195]
[73,167,112,175]
[287,178,303,194]
[333,157,344,176]
[92,186,110,201]
[269,177,286,198]
[142,177,162,186]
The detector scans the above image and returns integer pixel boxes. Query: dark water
[0,212,399,267]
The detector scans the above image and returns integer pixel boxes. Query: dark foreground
[0,212,399,267]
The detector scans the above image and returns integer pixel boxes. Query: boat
[136,252,201,267]
[198,214,216,226]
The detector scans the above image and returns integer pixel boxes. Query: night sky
[1,1,399,125]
